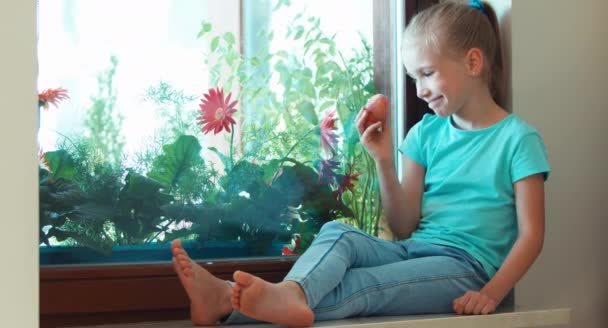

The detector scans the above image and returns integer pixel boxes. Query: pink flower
[317,159,340,185]
[197,87,238,135]
[335,164,362,199]
[320,109,339,157]
[38,87,69,110]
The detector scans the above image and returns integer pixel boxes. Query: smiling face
[402,41,474,117]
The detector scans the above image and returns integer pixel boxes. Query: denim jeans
[223,221,490,324]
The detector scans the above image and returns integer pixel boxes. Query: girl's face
[402,41,473,117]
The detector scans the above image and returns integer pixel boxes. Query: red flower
[38,146,52,173]
[38,87,69,110]
[320,109,339,157]
[317,159,340,185]
[282,235,301,255]
[335,164,362,199]
[197,87,238,135]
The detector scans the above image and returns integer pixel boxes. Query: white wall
[512,1,608,328]
[0,0,38,327]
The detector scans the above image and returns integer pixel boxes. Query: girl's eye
[422,71,434,77]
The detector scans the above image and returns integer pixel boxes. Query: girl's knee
[319,221,357,234]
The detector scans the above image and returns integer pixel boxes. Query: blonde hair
[402,1,505,107]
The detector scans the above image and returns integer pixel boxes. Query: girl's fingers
[480,302,495,315]
[473,300,486,315]
[464,297,479,314]
[453,294,470,315]
[355,109,368,135]
[360,121,382,142]
[355,107,365,122]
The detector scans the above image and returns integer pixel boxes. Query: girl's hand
[453,291,498,315]
[355,107,393,162]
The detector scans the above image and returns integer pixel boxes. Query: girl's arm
[376,155,425,240]
[355,108,425,240]
[453,173,546,315]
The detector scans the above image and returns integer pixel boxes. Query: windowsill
[74,308,571,328]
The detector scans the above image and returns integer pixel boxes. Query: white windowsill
[84,308,571,328]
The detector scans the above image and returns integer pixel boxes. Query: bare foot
[232,270,314,327]
[171,239,233,326]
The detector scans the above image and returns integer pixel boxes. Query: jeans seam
[313,271,480,314]
[300,229,395,284]
[296,228,391,307]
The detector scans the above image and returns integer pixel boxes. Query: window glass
[38,0,385,265]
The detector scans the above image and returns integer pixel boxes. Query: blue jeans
[223,221,489,324]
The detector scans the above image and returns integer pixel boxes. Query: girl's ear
[465,48,484,77]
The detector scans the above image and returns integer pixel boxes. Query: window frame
[40,0,436,326]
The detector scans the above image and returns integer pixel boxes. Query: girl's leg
[312,242,489,321]
[224,221,411,325]
[170,240,234,325]
[285,221,412,308]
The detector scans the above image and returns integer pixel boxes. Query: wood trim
[40,258,296,327]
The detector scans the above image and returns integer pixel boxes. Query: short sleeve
[398,121,427,168]
[511,132,550,183]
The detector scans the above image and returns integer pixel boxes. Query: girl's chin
[432,108,451,117]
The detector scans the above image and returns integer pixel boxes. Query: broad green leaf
[121,172,165,200]
[273,163,318,206]
[295,79,315,98]
[261,159,283,184]
[69,202,115,222]
[45,179,88,210]
[219,161,265,198]
[147,135,203,188]
[298,101,318,126]
[45,150,76,181]
[319,100,335,112]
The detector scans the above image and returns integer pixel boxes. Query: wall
[0,0,38,327]
[512,1,608,327]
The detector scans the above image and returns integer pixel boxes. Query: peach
[364,94,389,126]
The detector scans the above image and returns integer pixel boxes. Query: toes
[230,284,241,309]
[233,271,255,287]
[178,257,191,269]
[184,267,194,277]
[231,295,240,310]
[173,247,189,259]
[171,239,182,251]
[171,258,181,274]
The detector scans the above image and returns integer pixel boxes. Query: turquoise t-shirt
[398,113,550,278]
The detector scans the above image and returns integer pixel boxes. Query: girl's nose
[416,84,430,99]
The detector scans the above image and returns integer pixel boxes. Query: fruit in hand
[364,94,389,126]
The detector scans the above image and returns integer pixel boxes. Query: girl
[171,1,550,326]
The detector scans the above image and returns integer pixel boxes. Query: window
[39,0,418,325]
[39,0,383,265]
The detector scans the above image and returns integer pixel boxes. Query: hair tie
[468,0,488,15]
